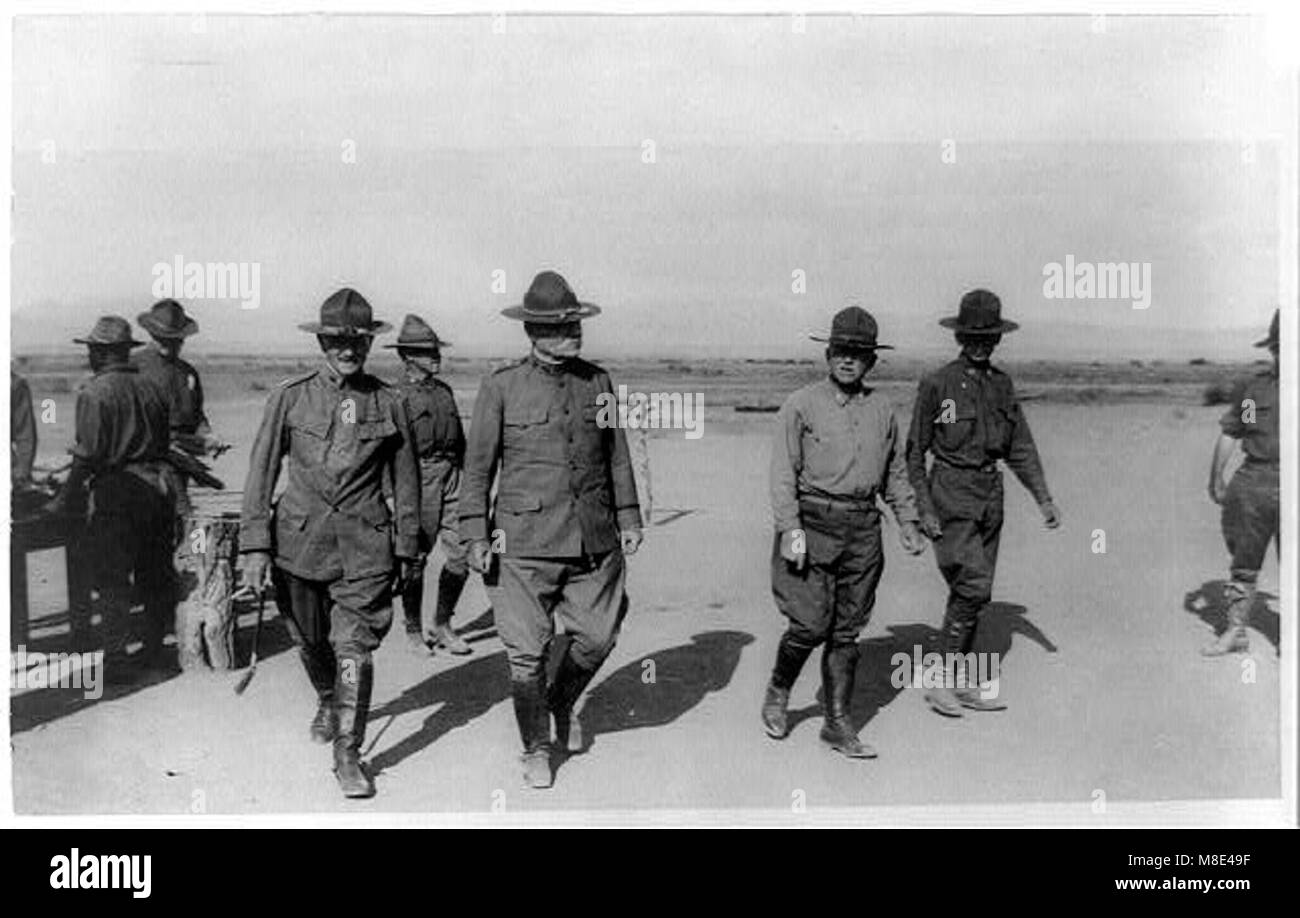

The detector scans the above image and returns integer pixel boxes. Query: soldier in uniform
[906,290,1060,717]
[763,306,925,758]
[382,314,472,655]
[134,299,233,670]
[239,289,420,799]
[1204,309,1279,656]
[461,270,642,789]
[45,316,175,674]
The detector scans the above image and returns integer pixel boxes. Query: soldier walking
[906,290,1060,717]
[46,317,175,676]
[460,271,642,789]
[383,314,472,655]
[1204,310,1279,656]
[239,289,420,799]
[134,299,233,670]
[762,306,925,758]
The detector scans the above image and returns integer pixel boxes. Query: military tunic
[69,364,176,655]
[770,379,918,645]
[460,354,641,680]
[240,366,420,654]
[906,356,1053,650]
[396,374,467,572]
[1219,368,1279,582]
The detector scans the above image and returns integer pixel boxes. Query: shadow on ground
[10,601,295,734]
[578,629,754,748]
[366,650,512,774]
[1183,580,1279,652]
[786,601,1056,732]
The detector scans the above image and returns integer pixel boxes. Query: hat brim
[138,315,199,338]
[382,340,451,350]
[501,302,601,323]
[808,334,893,350]
[1254,336,1277,348]
[298,322,393,336]
[938,318,1020,334]
[74,337,146,348]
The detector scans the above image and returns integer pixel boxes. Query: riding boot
[819,644,876,758]
[547,648,597,753]
[924,614,968,718]
[762,631,815,739]
[400,571,429,653]
[512,675,553,788]
[300,644,338,743]
[432,567,471,654]
[333,653,376,798]
[1202,583,1253,656]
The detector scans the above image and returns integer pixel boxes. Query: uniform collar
[94,363,137,378]
[528,352,571,376]
[960,354,993,377]
[321,362,368,391]
[825,377,868,406]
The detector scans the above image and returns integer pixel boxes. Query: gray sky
[10,14,1292,359]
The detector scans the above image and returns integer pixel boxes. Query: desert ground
[8,353,1283,816]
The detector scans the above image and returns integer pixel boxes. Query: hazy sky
[10,14,1293,359]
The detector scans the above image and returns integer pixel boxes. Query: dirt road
[10,399,1281,816]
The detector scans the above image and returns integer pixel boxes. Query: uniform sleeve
[11,377,37,481]
[882,409,919,524]
[448,390,467,467]
[71,389,109,469]
[193,369,212,439]
[239,386,290,554]
[1218,379,1250,439]
[388,395,421,559]
[1003,378,1053,505]
[603,373,642,532]
[905,378,937,518]
[458,373,504,544]
[769,393,803,533]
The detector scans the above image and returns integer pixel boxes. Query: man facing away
[46,316,175,676]
[1204,309,1279,656]
[460,270,642,789]
[763,305,925,758]
[240,288,420,799]
[906,289,1060,717]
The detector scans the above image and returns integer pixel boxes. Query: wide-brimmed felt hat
[74,315,146,348]
[298,288,392,336]
[382,313,452,351]
[1254,309,1279,348]
[501,271,602,324]
[138,299,199,339]
[809,306,893,350]
[939,289,1020,335]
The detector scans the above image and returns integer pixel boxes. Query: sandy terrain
[8,362,1281,816]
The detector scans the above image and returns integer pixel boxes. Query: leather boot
[400,573,430,653]
[512,676,553,788]
[432,567,471,654]
[819,644,876,758]
[952,661,1007,712]
[1202,583,1253,656]
[300,645,338,743]
[762,632,814,739]
[924,615,968,718]
[333,653,376,798]
[547,649,597,753]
